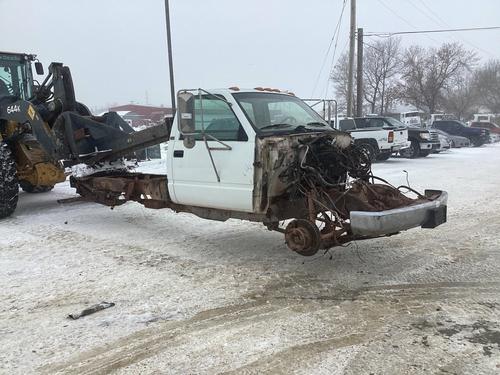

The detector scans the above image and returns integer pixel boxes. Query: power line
[416,0,449,26]
[311,0,348,97]
[365,26,500,37]
[323,38,349,100]
[406,0,495,57]
[374,0,441,44]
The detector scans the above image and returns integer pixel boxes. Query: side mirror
[177,91,195,133]
[34,61,44,75]
[177,91,196,148]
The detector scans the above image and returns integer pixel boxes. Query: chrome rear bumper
[350,190,448,237]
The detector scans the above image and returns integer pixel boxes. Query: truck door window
[437,122,449,132]
[339,119,356,131]
[354,118,367,128]
[368,118,385,128]
[355,118,384,128]
[194,95,248,141]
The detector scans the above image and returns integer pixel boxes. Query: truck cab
[167,88,332,212]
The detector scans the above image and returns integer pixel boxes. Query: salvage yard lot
[1,145,500,374]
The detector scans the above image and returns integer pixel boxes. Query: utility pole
[164,0,176,113]
[356,27,363,117]
[346,0,356,117]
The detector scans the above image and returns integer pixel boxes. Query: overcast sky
[1,0,499,110]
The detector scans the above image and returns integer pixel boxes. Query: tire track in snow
[40,280,499,374]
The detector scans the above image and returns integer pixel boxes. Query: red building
[108,104,173,129]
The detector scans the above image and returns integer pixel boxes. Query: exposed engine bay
[257,131,443,256]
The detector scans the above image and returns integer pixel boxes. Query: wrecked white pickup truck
[72,88,448,256]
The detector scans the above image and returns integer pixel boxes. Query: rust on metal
[70,173,169,208]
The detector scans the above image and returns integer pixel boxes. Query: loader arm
[52,112,172,166]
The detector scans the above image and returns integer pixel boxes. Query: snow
[1,144,500,374]
[71,159,137,178]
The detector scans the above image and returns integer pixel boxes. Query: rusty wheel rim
[285,219,321,256]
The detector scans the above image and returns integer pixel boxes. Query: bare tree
[330,52,356,115]
[474,60,500,113]
[400,43,477,114]
[363,37,401,114]
[442,74,477,120]
[331,38,401,115]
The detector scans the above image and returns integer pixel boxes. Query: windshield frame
[232,92,331,136]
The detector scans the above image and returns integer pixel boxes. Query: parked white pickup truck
[72,88,447,256]
[338,117,409,161]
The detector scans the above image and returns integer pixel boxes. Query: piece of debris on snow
[68,302,115,320]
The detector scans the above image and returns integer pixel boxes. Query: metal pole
[164,0,176,114]
[356,27,364,117]
[346,0,356,117]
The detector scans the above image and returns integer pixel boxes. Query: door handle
[173,150,184,158]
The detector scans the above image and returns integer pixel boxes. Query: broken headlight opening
[275,133,439,257]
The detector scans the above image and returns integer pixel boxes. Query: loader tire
[0,143,19,219]
[19,181,54,193]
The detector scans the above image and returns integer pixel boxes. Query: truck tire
[0,143,19,219]
[19,181,54,193]
[357,142,377,162]
[376,152,391,161]
[419,150,431,157]
[400,139,420,159]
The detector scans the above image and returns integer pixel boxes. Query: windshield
[0,54,33,100]
[384,117,409,128]
[233,92,329,133]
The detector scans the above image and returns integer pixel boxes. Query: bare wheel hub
[285,219,321,256]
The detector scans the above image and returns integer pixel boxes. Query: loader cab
[0,52,38,101]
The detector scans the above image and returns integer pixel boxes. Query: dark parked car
[432,120,489,147]
[434,129,470,148]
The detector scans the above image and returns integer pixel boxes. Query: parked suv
[433,120,489,147]
[338,117,408,161]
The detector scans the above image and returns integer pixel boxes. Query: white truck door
[169,93,255,212]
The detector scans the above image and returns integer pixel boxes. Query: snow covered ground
[1,145,500,374]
